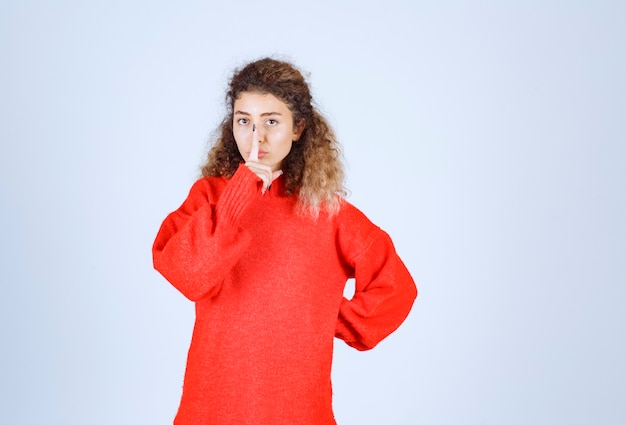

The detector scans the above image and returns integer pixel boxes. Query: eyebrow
[234,110,283,117]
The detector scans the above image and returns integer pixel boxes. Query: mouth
[247,151,268,159]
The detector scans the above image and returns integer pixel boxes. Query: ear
[293,118,306,141]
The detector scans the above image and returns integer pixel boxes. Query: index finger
[249,136,259,162]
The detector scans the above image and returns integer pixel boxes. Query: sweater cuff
[215,164,259,230]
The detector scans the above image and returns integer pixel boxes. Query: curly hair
[201,58,346,216]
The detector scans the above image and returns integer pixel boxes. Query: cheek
[232,132,246,156]
[232,126,245,144]
[232,124,241,140]
[274,127,293,143]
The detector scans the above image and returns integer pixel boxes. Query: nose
[251,122,265,143]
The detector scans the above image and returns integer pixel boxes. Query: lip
[247,151,268,159]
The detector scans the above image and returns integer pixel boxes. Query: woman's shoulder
[335,198,377,227]
[183,174,230,205]
[191,174,230,190]
[333,198,388,249]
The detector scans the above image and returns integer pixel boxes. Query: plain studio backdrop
[1,1,624,424]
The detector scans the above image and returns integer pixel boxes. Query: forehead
[233,92,292,115]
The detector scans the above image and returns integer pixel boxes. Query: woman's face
[233,92,303,171]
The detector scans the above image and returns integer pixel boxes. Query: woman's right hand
[245,136,283,194]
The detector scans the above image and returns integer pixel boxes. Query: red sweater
[153,165,417,424]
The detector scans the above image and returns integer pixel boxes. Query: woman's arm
[152,165,259,301]
[335,205,417,351]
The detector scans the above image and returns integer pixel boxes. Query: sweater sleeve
[152,165,259,301]
[334,204,417,351]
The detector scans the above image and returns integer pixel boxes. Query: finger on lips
[245,123,282,195]
[249,137,259,162]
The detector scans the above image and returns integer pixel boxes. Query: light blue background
[1,1,624,424]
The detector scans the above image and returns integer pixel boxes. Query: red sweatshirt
[153,164,417,424]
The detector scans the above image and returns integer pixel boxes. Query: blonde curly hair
[201,58,347,217]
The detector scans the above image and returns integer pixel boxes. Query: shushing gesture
[244,124,284,195]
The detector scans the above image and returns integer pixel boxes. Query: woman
[152,57,417,424]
